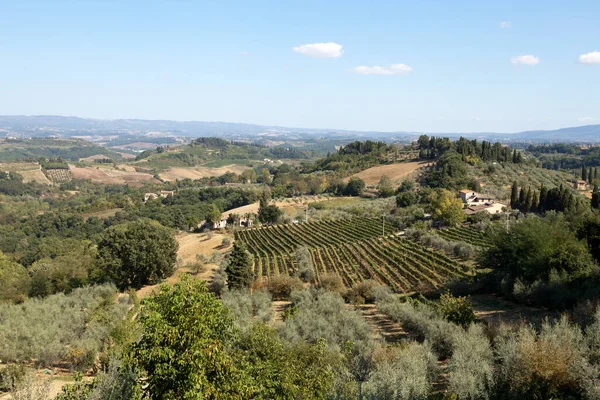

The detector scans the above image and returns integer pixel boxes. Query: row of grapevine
[436,226,492,247]
[235,216,471,292]
[44,168,72,183]
[235,217,394,257]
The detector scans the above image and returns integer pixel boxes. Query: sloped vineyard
[235,218,470,292]
[436,226,492,247]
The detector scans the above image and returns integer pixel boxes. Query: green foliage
[295,246,315,282]
[257,204,283,224]
[430,189,466,227]
[221,289,273,329]
[0,284,128,367]
[267,275,304,300]
[94,220,178,290]
[129,278,250,399]
[396,191,418,208]
[363,343,437,400]
[483,214,595,283]
[0,252,29,302]
[438,292,476,328]
[377,175,395,198]
[345,177,366,196]
[225,241,255,290]
[281,289,373,351]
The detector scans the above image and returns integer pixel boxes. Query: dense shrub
[267,275,304,300]
[345,280,391,304]
[317,273,346,296]
[363,343,437,400]
[0,285,129,368]
[281,289,373,351]
[438,292,476,328]
[221,289,272,329]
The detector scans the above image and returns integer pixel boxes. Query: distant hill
[0,115,599,143]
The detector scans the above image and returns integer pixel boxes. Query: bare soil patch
[358,304,409,343]
[69,165,158,185]
[470,293,559,326]
[159,165,251,181]
[346,161,426,186]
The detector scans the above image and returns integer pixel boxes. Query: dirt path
[470,293,559,326]
[357,304,408,343]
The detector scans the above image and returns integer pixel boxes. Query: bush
[0,285,128,368]
[267,275,304,300]
[495,316,592,399]
[221,238,231,247]
[0,364,27,391]
[345,280,389,304]
[363,342,437,400]
[221,289,273,329]
[281,289,373,351]
[295,246,315,282]
[447,324,494,399]
[438,292,476,328]
[208,266,227,296]
[317,273,346,296]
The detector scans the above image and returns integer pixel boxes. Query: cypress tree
[532,191,539,213]
[592,185,600,209]
[225,241,254,289]
[510,181,519,209]
[518,188,526,211]
[525,187,533,212]
[582,164,588,181]
[589,167,594,185]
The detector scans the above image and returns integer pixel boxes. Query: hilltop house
[575,180,588,191]
[459,189,505,215]
[144,192,159,202]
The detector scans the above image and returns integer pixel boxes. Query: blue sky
[1,0,599,133]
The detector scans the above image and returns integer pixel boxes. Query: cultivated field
[0,162,52,184]
[346,161,426,186]
[159,165,251,181]
[69,164,158,185]
[235,217,470,292]
[45,168,72,183]
[436,226,493,247]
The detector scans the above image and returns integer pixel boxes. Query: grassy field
[0,162,52,184]
[202,159,255,168]
[345,161,426,186]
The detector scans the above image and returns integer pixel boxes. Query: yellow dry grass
[346,161,426,186]
[0,162,52,185]
[69,165,157,185]
[159,165,251,181]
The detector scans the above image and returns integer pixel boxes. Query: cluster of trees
[308,140,391,173]
[510,182,587,214]
[530,144,600,170]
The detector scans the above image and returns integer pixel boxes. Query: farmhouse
[144,192,159,202]
[574,180,588,191]
[160,190,176,197]
[459,189,506,215]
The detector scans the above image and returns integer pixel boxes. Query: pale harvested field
[69,165,157,185]
[137,231,232,299]
[0,162,52,184]
[346,161,426,186]
[159,165,251,181]
[79,154,111,162]
[116,164,137,172]
[226,195,341,217]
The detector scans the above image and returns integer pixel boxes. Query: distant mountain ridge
[0,115,598,143]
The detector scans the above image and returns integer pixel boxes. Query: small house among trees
[575,180,588,191]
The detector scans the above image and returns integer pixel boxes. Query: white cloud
[577,116,596,122]
[292,42,343,58]
[579,51,600,64]
[511,55,540,65]
[349,64,413,75]
[500,21,512,28]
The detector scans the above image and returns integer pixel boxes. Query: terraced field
[436,226,493,247]
[235,217,470,292]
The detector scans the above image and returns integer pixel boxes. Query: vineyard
[235,217,470,292]
[44,168,72,183]
[436,226,493,247]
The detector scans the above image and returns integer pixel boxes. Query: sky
[0,0,599,133]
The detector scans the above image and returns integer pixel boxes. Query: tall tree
[510,181,519,209]
[377,175,394,198]
[430,189,466,227]
[582,164,588,181]
[592,185,600,210]
[225,241,254,289]
[94,220,178,290]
